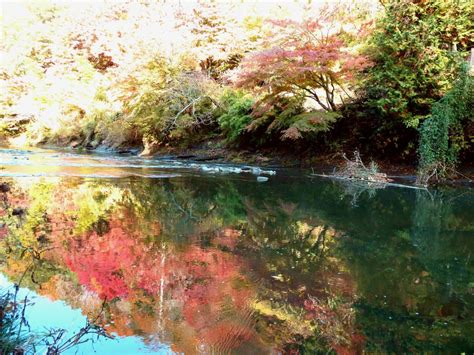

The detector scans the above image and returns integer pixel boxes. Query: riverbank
[106,139,474,178]
[2,136,473,185]
[149,145,474,186]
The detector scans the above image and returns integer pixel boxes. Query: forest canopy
[1,0,473,180]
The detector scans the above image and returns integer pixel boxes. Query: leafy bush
[217,90,254,143]
[248,96,339,145]
[417,64,474,184]
[121,57,222,147]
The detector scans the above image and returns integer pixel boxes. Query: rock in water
[0,182,10,193]
[12,207,25,216]
[257,176,269,182]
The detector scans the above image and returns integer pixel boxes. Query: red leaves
[236,9,373,112]
[239,34,364,87]
[267,19,297,28]
[64,224,137,299]
[0,225,8,240]
[55,207,256,350]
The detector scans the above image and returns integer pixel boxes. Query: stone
[0,183,10,193]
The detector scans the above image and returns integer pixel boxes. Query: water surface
[0,148,473,353]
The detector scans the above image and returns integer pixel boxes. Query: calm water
[0,148,473,354]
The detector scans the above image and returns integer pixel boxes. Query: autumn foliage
[0,178,369,353]
[237,4,372,112]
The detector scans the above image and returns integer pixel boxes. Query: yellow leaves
[296,221,312,235]
[73,184,124,235]
[251,299,315,336]
[18,181,54,248]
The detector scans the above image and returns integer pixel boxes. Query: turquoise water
[0,148,473,353]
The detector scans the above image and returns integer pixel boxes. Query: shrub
[121,57,222,146]
[417,64,474,184]
[248,96,339,145]
[217,90,254,143]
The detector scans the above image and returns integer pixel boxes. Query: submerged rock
[0,182,10,193]
[12,207,25,216]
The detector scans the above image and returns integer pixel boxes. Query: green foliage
[280,111,339,141]
[248,96,339,144]
[121,57,221,145]
[73,184,124,234]
[217,90,254,143]
[417,64,474,184]
[366,0,473,126]
[214,183,247,225]
[2,0,473,166]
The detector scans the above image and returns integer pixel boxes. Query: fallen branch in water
[311,151,427,191]
[311,173,427,191]
[337,151,390,183]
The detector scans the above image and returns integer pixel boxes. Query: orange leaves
[281,127,303,141]
[236,11,372,112]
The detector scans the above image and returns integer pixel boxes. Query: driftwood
[336,151,390,182]
[312,172,427,191]
[311,151,427,191]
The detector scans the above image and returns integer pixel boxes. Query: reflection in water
[1,168,473,353]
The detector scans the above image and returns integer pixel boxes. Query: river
[0,148,473,353]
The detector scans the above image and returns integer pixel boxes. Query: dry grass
[336,151,390,183]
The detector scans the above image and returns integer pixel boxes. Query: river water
[0,148,473,353]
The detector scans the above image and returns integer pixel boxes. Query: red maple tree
[236,3,372,111]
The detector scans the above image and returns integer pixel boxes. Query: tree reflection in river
[0,175,473,353]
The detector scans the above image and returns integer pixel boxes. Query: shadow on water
[0,149,473,353]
